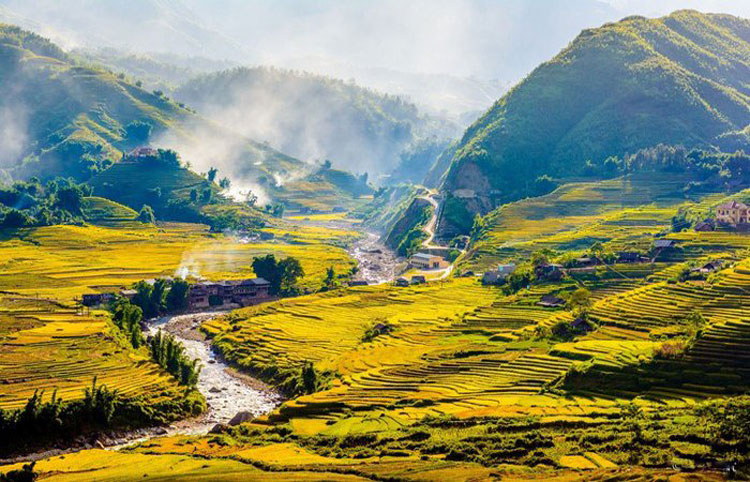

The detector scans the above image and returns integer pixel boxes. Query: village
[82,277,274,311]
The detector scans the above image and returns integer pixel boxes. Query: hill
[0,24,317,195]
[174,66,459,179]
[439,10,750,234]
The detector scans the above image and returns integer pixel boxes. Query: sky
[2,0,749,84]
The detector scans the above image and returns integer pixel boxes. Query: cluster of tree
[251,254,304,296]
[113,301,144,348]
[148,330,201,387]
[0,178,92,228]
[578,145,750,186]
[0,378,116,454]
[130,278,190,319]
[0,375,204,456]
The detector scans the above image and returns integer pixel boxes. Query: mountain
[0,23,193,180]
[0,25,312,188]
[439,10,750,235]
[0,0,247,60]
[173,66,460,179]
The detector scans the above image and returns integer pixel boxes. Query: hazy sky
[2,0,749,83]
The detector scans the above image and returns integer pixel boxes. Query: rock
[154,427,168,435]
[228,411,254,426]
[209,387,221,393]
[209,423,228,434]
[208,359,216,364]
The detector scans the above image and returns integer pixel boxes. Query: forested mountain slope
[440,10,750,234]
[0,24,319,197]
[174,66,459,178]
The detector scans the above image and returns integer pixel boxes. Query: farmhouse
[395,277,410,287]
[482,263,516,285]
[82,292,116,307]
[537,294,566,308]
[617,252,649,264]
[409,253,449,270]
[716,200,749,226]
[348,280,369,287]
[188,278,272,310]
[535,263,563,281]
[124,146,158,162]
[411,275,427,285]
[654,239,677,249]
[694,220,715,232]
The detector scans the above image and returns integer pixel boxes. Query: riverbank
[146,312,282,434]
[348,231,404,284]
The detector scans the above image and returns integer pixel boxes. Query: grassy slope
[440,10,750,233]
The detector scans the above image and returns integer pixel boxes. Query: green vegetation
[0,178,92,228]
[383,197,433,256]
[441,10,750,234]
[148,331,201,387]
[251,254,305,296]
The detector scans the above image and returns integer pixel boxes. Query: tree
[201,188,212,204]
[124,121,152,144]
[166,279,189,311]
[244,190,258,207]
[138,205,155,224]
[533,175,557,196]
[323,266,337,290]
[252,255,304,295]
[567,288,592,317]
[1,209,33,228]
[219,178,231,190]
[55,185,84,214]
[207,167,218,183]
[190,189,198,203]
[279,257,304,294]
[252,254,282,294]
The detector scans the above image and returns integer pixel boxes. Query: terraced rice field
[0,222,356,299]
[0,296,186,409]
[0,220,358,411]
[463,173,700,271]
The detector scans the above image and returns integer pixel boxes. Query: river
[146,312,282,434]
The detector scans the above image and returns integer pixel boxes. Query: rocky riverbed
[348,231,403,284]
[146,312,282,434]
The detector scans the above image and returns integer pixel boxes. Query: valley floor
[3,177,750,479]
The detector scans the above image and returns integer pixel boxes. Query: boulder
[228,411,254,426]
[209,387,221,393]
[209,423,228,434]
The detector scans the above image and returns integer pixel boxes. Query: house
[574,257,598,267]
[571,317,594,333]
[537,294,566,308]
[716,200,750,226]
[348,280,369,287]
[232,278,271,305]
[654,239,677,249]
[126,146,158,161]
[535,263,563,281]
[617,252,649,264]
[258,232,275,241]
[188,284,210,309]
[482,263,516,285]
[694,220,715,232]
[693,260,723,275]
[82,292,116,307]
[395,277,410,287]
[119,289,137,300]
[187,278,272,310]
[409,253,449,270]
[410,275,427,285]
